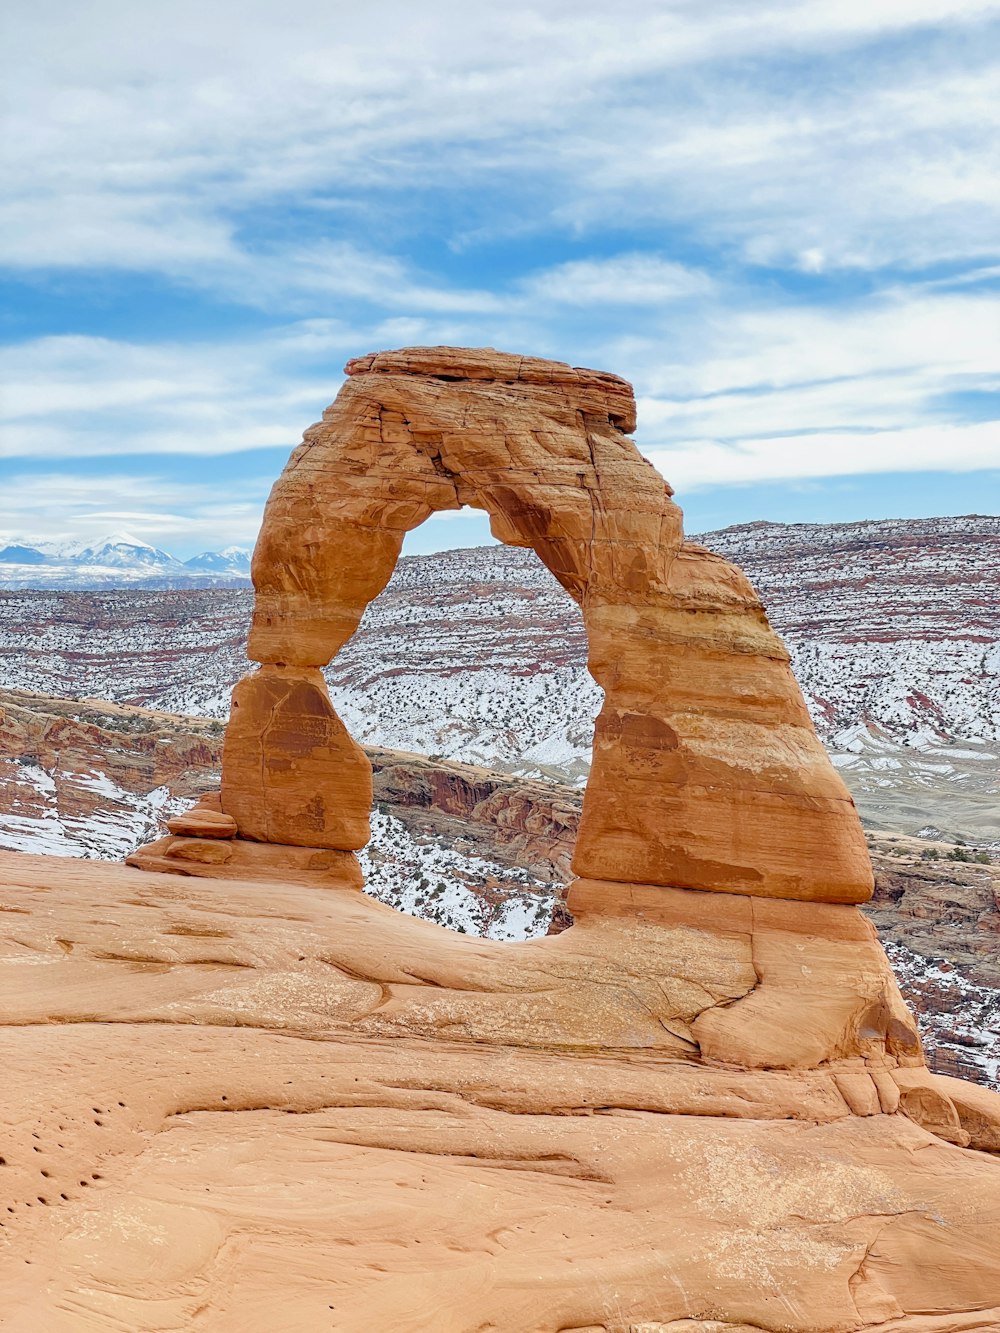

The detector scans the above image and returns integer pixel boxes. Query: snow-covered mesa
[0,514,997,841]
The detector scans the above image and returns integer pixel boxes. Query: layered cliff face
[2,514,997,847]
[705,515,1000,750]
[0,688,222,858]
[4,348,1000,1329]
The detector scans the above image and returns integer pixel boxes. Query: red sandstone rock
[221,666,372,850]
[6,343,997,1325]
[235,345,871,904]
[127,835,363,888]
[0,690,221,837]
[165,809,236,838]
[164,836,233,864]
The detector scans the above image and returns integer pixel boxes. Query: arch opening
[335,516,599,782]
[328,522,598,939]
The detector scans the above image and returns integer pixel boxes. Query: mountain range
[0,532,252,588]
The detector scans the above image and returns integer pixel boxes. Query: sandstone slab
[166,808,237,838]
[127,835,364,889]
[1,851,998,1331]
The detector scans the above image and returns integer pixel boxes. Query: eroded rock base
[127,835,363,888]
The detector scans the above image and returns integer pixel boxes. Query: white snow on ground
[0,762,557,939]
[3,520,998,780]
[333,665,601,779]
[359,808,554,940]
[0,768,184,862]
[885,942,1000,1092]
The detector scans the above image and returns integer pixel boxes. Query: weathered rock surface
[1,850,999,1331]
[227,345,871,903]
[3,687,998,1088]
[166,808,237,838]
[221,666,372,850]
[133,834,364,888]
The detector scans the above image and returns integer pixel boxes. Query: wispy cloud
[5,283,998,490]
[4,2,1000,279]
[518,255,712,306]
[0,471,270,550]
[649,421,1000,491]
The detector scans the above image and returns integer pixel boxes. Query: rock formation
[137,345,871,902]
[6,686,996,1085]
[6,347,999,1327]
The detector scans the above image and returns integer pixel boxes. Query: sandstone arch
[218,346,872,905]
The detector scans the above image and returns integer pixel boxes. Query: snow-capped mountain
[63,533,178,570]
[0,532,252,589]
[0,544,49,565]
[1,531,178,566]
[183,546,252,575]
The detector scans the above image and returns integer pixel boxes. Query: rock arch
[214,346,871,905]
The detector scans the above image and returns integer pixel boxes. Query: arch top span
[342,345,638,433]
[249,345,670,669]
[215,345,873,905]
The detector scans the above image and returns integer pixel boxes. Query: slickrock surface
[226,345,870,903]
[2,850,1000,1331]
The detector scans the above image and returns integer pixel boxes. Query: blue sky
[2,0,999,558]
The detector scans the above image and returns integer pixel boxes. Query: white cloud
[623,288,1000,399]
[0,472,268,552]
[4,285,998,497]
[648,421,1000,490]
[519,255,712,306]
[2,2,999,280]
[3,1,1000,551]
